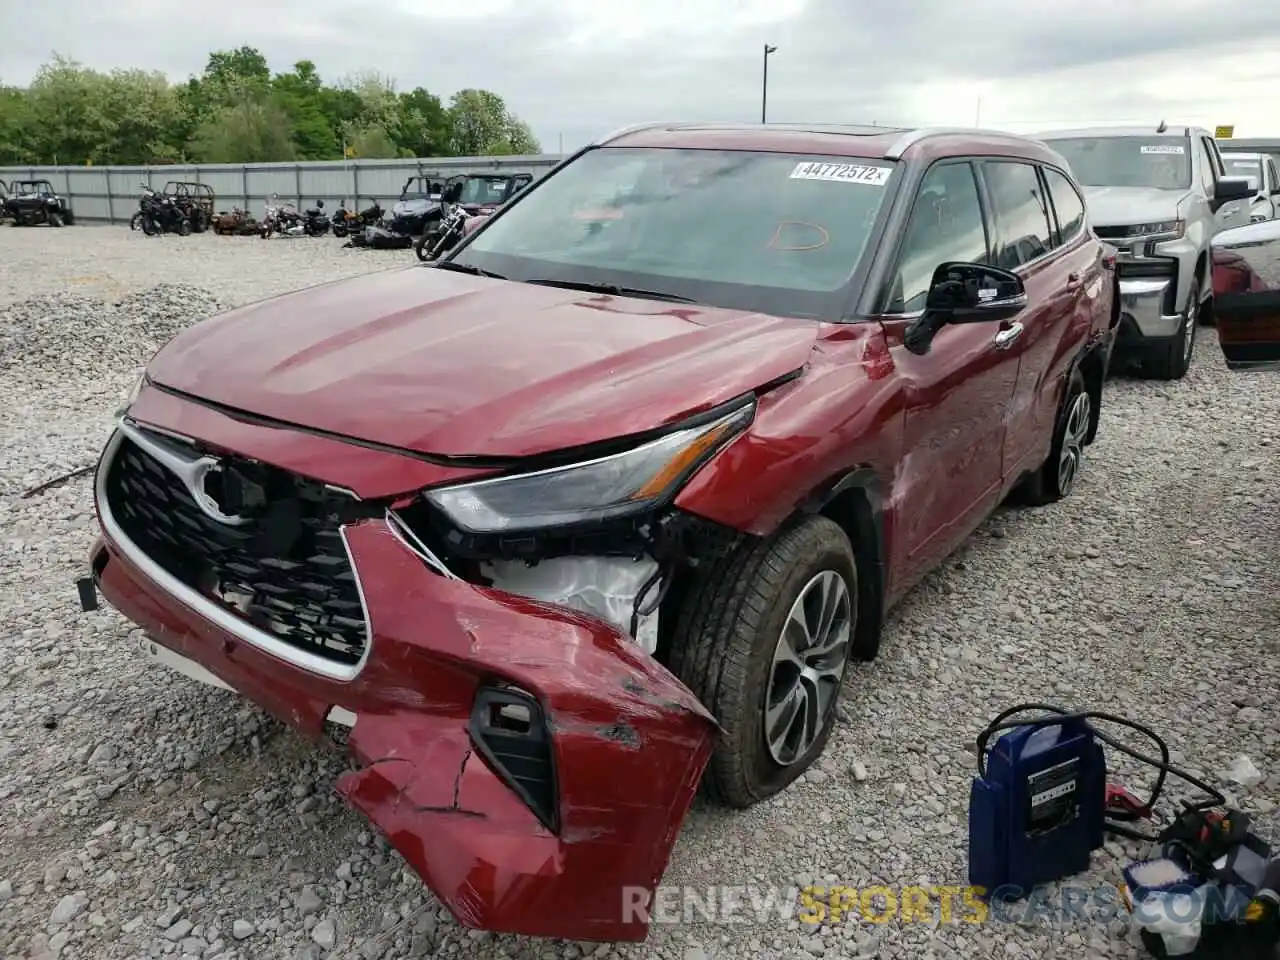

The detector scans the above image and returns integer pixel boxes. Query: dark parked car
[82,122,1118,943]
[5,179,74,226]
[1210,217,1280,368]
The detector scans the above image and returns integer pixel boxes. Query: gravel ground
[2,224,1279,960]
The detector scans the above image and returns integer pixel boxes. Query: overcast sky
[4,0,1279,152]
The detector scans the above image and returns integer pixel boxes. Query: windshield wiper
[523,278,697,304]
[431,261,506,279]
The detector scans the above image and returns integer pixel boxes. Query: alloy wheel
[764,570,852,766]
[1183,294,1198,364]
[1057,391,1092,496]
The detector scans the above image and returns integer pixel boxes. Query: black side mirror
[1212,176,1255,209]
[904,262,1027,355]
[443,181,463,204]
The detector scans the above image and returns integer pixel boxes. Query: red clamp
[1105,784,1152,820]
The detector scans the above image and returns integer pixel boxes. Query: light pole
[761,44,778,124]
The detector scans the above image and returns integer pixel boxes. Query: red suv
[82,122,1118,943]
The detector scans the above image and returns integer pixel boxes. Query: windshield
[402,178,442,198]
[1223,156,1262,192]
[450,147,896,318]
[14,182,51,195]
[1044,136,1192,189]
[458,177,514,206]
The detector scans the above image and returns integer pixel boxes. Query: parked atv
[5,179,75,226]
[0,181,10,223]
[163,181,215,233]
[136,183,190,236]
[211,208,261,235]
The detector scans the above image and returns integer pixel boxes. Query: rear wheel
[190,211,207,233]
[1019,367,1090,506]
[177,218,192,237]
[669,515,858,807]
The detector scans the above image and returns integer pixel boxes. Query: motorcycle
[414,181,494,261]
[259,194,305,238]
[341,201,388,247]
[135,183,190,236]
[331,199,379,239]
[302,200,331,237]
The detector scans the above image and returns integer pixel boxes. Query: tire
[414,233,432,262]
[177,219,192,237]
[668,515,858,808]
[130,213,142,231]
[1018,367,1091,506]
[48,211,63,227]
[63,210,75,226]
[141,216,159,237]
[190,212,207,234]
[1145,277,1199,381]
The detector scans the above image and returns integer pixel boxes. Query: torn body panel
[92,505,716,942]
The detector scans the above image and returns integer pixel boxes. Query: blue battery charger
[969,711,1107,899]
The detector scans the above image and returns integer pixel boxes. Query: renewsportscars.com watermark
[620,883,1257,926]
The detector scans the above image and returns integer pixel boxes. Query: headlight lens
[426,400,755,533]
[1127,220,1184,239]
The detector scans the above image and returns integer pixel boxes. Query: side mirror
[316,200,325,209]
[904,262,1027,355]
[443,181,463,204]
[1213,176,1255,207]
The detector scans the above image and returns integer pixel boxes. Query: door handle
[994,322,1024,348]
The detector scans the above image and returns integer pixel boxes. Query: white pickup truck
[1039,125,1254,380]
[1221,151,1280,223]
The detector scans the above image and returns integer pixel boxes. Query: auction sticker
[790,161,892,185]
[1140,144,1185,154]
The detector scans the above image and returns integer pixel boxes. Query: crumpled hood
[1081,186,1188,228]
[145,267,819,458]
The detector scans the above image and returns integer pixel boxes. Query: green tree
[188,95,297,163]
[395,87,452,158]
[0,85,32,164]
[448,88,539,156]
[273,60,338,160]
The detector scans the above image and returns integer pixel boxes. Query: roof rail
[883,126,1023,160]
[592,121,677,146]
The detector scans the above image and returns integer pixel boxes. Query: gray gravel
[2,224,1280,960]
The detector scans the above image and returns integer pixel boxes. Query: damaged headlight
[427,399,755,533]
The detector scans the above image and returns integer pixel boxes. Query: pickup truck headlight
[1123,219,1184,241]
[426,400,756,533]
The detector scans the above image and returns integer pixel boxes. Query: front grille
[105,430,370,666]
[1093,225,1132,241]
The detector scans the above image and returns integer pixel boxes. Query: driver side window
[884,161,989,314]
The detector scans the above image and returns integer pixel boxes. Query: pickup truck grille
[1092,226,1132,241]
[103,429,369,667]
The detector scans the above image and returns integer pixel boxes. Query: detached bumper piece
[90,425,717,943]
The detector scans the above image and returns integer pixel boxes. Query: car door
[1202,136,1250,231]
[874,159,1023,589]
[985,160,1097,483]
[1211,219,1280,368]
[1267,157,1280,220]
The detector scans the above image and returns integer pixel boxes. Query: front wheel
[141,216,159,237]
[1146,277,1199,381]
[669,515,858,808]
[130,212,142,231]
[414,233,433,262]
[177,218,192,237]
[47,211,63,228]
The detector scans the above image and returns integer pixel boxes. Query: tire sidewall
[737,527,857,799]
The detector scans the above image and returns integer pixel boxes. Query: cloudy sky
[4,0,1280,152]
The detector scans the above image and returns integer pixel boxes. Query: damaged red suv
[83,122,1118,942]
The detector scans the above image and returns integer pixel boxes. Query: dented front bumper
[87,423,717,943]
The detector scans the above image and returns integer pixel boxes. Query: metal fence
[0,155,565,224]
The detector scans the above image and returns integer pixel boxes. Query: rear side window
[1043,167,1085,244]
[982,161,1054,269]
